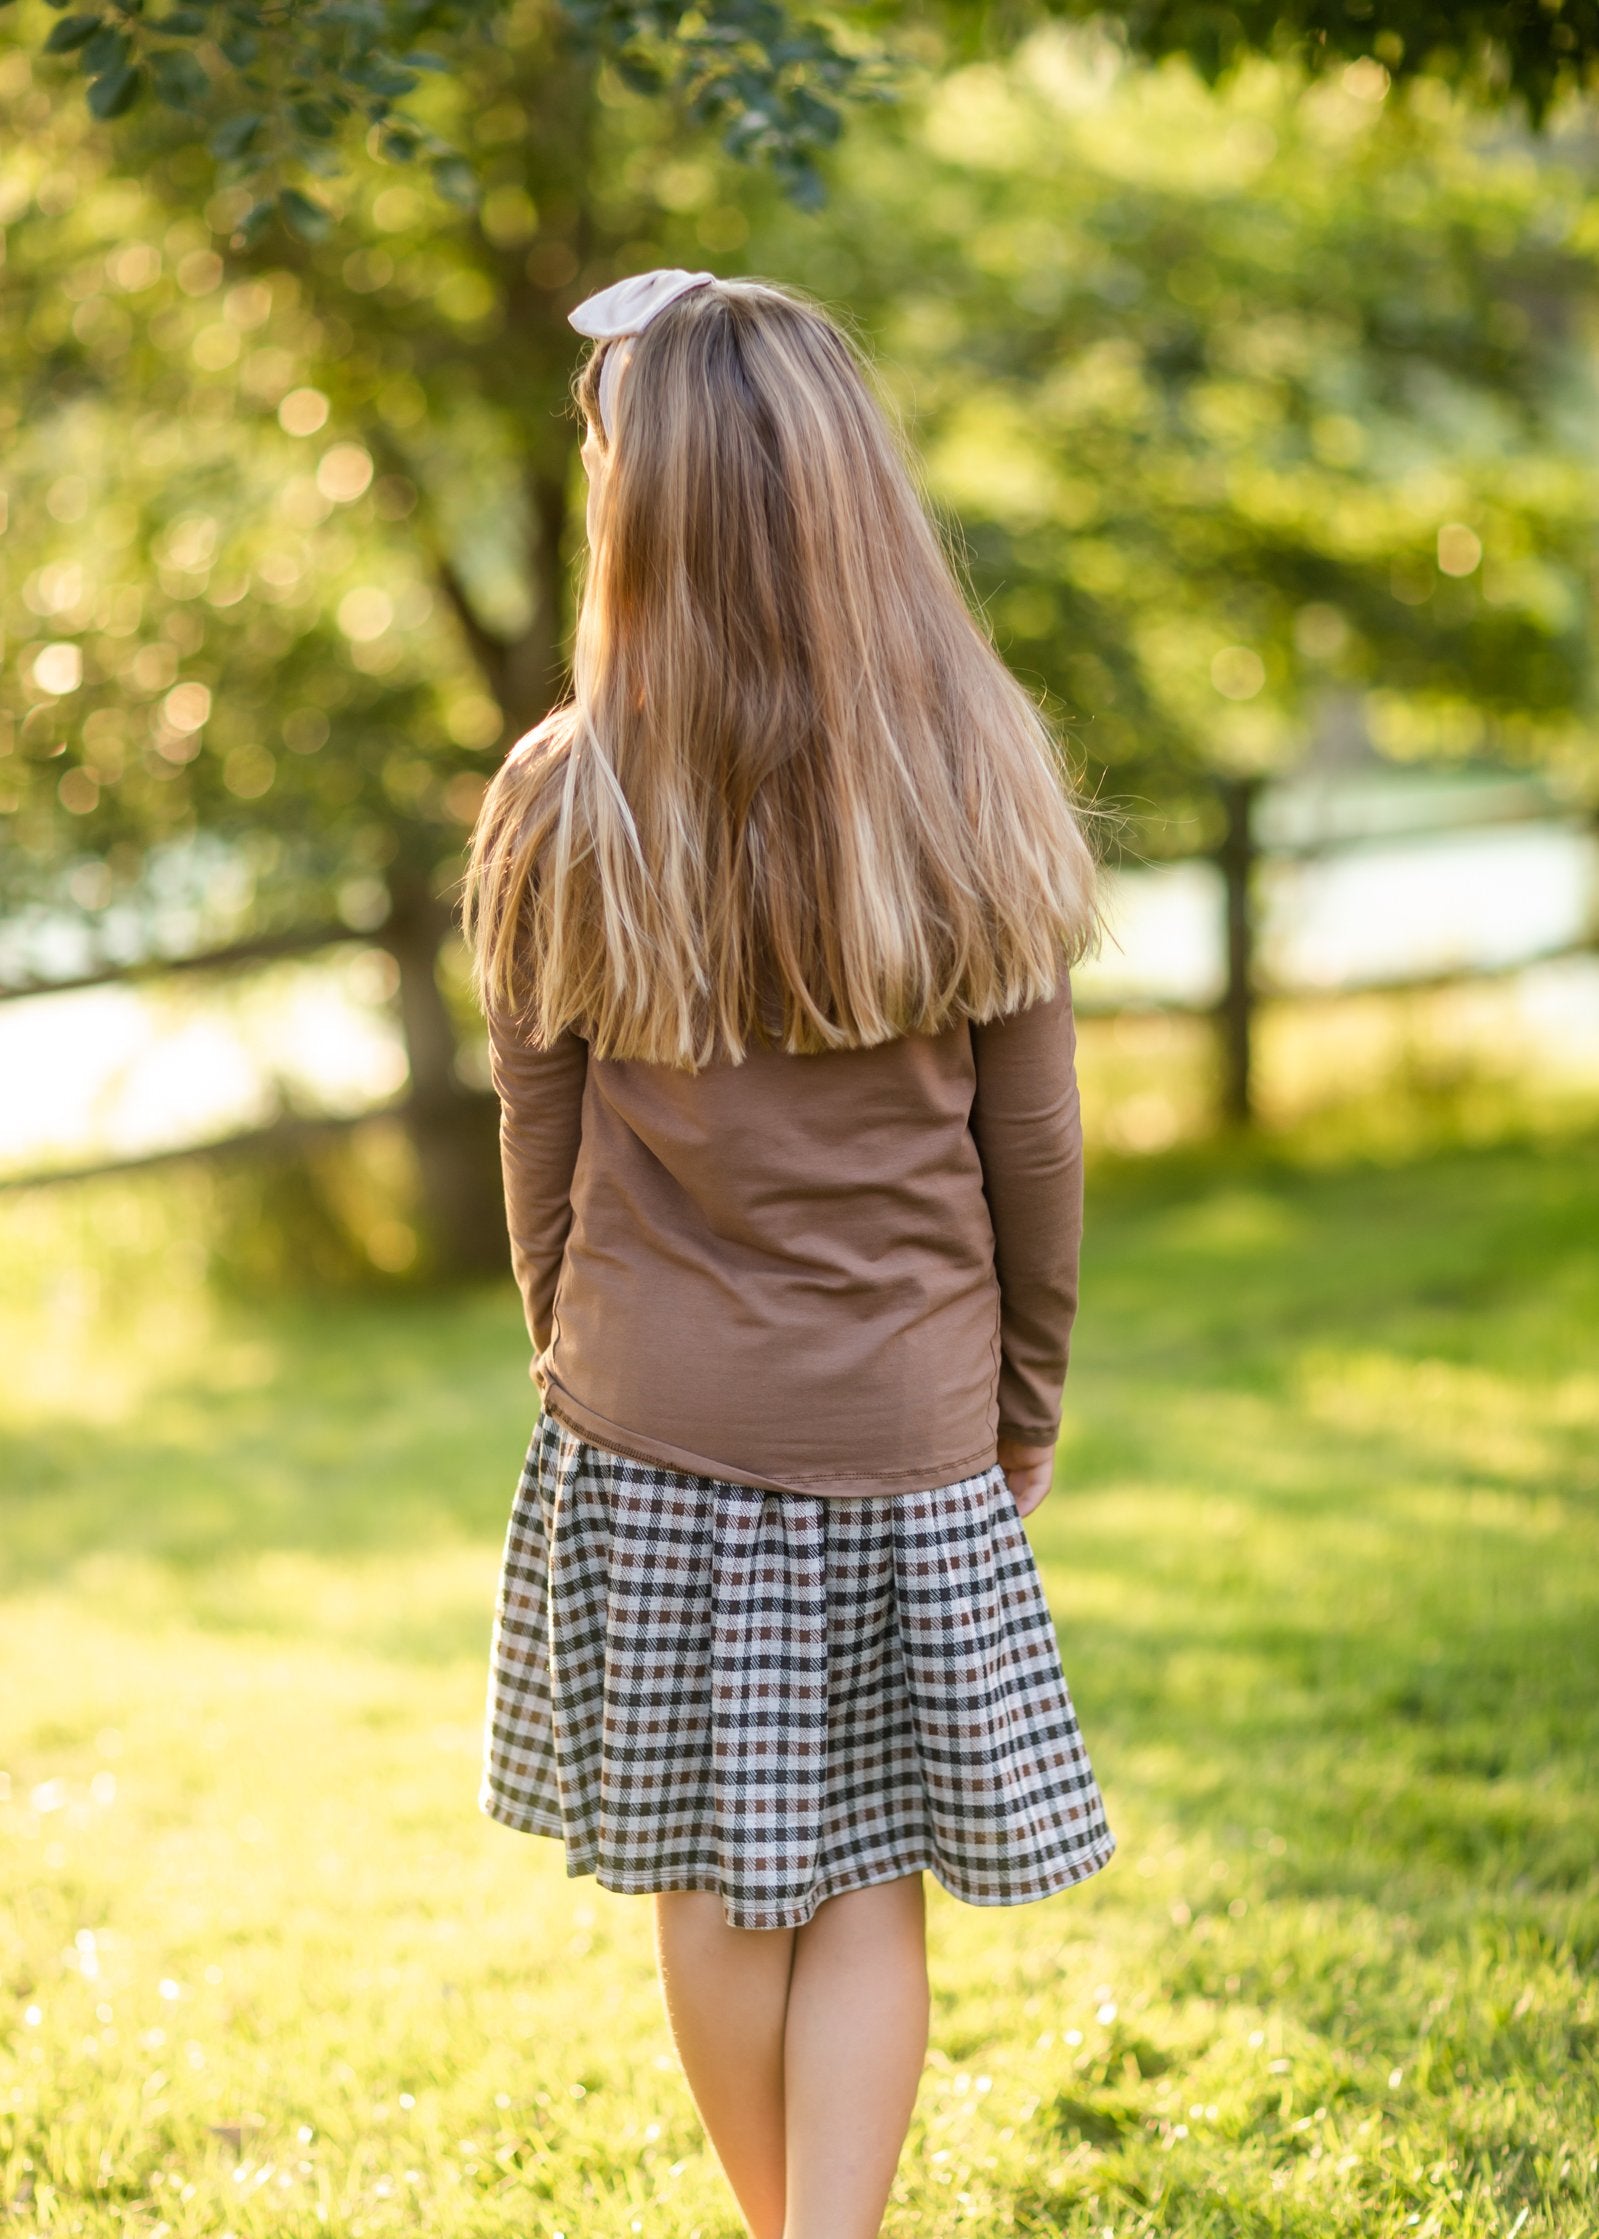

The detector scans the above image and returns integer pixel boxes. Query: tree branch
[362,420,514,710]
[432,550,513,708]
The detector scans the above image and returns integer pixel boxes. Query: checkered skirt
[481,1413,1116,1930]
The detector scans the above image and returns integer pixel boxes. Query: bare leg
[653,1890,795,2239]
[783,1873,930,2239]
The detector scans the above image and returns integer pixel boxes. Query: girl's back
[491,964,1081,1497]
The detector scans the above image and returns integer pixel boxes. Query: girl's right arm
[485,1003,589,1371]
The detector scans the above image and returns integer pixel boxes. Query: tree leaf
[430,153,477,207]
[782,160,825,212]
[209,108,262,157]
[722,107,773,154]
[42,13,102,52]
[291,95,337,137]
[344,54,421,97]
[149,44,207,105]
[86,59,143,114]
[233,195,275,246]
[277,185,332,241]
[153,5,207,29]
[787,84,842,146]
[613,52,663,95]
[81,23,131,75]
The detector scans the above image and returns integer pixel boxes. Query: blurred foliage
[23,0,1599,248]
[195,1118,429,1290]
[753,39,1599,848]
[1036,1,1599,121]
[24,0,876,237]
[4,26,1595,977]
[0,7,653,954]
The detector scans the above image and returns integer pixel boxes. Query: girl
[464,269,1116,2239]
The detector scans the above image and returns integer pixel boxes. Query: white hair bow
[568,268,718,440]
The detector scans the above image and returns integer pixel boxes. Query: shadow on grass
[4,1126,1597,1945]
[3,1282,540,1582]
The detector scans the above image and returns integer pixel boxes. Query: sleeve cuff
[997,1417,1060,1449]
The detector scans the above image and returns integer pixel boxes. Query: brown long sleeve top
[487,970,1084,1498]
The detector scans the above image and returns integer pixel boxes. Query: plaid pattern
[481,1413,1116,1930]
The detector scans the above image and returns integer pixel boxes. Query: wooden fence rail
[1,784,1594,1193]
[0,921,370,1007]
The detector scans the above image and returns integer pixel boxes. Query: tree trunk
[1216,776,1260,1128]
[369,45,602,1273]
[383,870,506,1275]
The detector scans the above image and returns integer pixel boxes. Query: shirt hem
[538,1377,999,1499]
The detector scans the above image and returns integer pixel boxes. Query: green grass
[2,1124,1597,2238]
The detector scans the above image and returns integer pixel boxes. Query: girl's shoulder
[506,704,580,777]
[480,709,580,843]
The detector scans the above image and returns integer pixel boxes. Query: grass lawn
[2,1123,1596,2237]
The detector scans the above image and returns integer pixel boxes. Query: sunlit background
[3,10,1598,2237]
[3,29,1597,1259]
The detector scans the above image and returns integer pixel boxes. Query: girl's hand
[996,1437,1056,1519]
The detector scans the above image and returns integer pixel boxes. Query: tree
[1,8,750,1263]
[22,0,873,238]
[1041,2,1599,120]
[778,37,1599,833]
[20,0,1599,247]
[756,31,1599,1115]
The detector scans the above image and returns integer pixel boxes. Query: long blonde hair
[464,278,1098,1066]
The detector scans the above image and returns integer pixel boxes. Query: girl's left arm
[485,1003,589,1368]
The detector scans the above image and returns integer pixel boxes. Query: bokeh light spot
[372,186,423,232]
[444,693,502,749]
[58,768,99,814]
[223,280,274,332]
[366,1219,418,1273]
[1294,604,1350,661]
[193,325,240,371]
[25,564,85,619]
[106,242,161,291]
[480,185,538,248]
[129,643,180,694]
[444,773,486,824]
[46,477,89,523]
[163,682,212,734]
[69,861,113,909]
[176,250,223,297]
[525,241,579,289]
[317,444,375,503]
[1210,646,1265,701]
[224,745,277,799]
[33,643,83,697]
[1437,523,1482,577]
[283,709,330,755]
[279,387,331,438]
[1342,58,1391,101]
[337,588,393,643]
